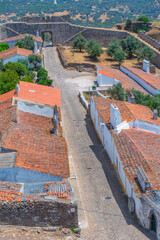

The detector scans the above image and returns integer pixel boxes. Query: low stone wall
[138,31,160,51]
[57,46,96,72]
[0,200,78,228]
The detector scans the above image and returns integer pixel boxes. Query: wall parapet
[138,31,160,51]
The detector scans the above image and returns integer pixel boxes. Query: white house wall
[90,96,160,238]
[17,100,54,118]
[130,119,160,134]
[4,55,28,64]
[120,66,157,95]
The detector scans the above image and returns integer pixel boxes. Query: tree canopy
[120,36,142,58]
[0,69,19,95]
[28,54,42,69]
[3,62,26,76]
[107,38,121,57]
[137,15,150,23]
[72,34,87,52]
[86,40,103,58]
[15,35,34,50]
[106,83,125,101]
[0,43,9,52]
[37,66,52,86]
[113,49,126,65]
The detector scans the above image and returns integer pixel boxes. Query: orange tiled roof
[99,65,148,94]
[121,65,160,90]
[113,129,160,191]
[0,90,15,104]
[2,110,69,178]
[98,69,115,78]
[93,97,135,125]
[0,46,33,60]
[16,81,61,107]
[93,96,160,126]
[0,34,43,43]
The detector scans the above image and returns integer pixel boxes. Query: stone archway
[41,31,53,47]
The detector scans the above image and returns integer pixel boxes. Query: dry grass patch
[62,47,145,69]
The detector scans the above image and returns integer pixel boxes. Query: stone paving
[43,47,154,240]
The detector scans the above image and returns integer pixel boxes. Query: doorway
[151,214,156,233]
[42,32,52,47]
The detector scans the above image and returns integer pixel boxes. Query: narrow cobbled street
[44,47,153,240]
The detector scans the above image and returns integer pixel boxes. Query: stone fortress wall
[0,13,160,68]
[138,31,160,51]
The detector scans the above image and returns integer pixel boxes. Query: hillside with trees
[0,0,159,28]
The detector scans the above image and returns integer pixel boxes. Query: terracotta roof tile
[98,69,115,78]
[93,97,135,125]
[121,65,160,90]
[93,96,160,126]
[2,110,69,178]
[0,46,33,60]
[16,81,61,107]
[99,65,148,94]
[0,90,15,103]
[113,129,160,191]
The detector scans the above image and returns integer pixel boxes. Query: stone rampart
[138,31,160,51]
[1,18,160,68]
[21,14,70,23]
[0,200,78,227]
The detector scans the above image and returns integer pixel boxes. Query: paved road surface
[44,47,154,240]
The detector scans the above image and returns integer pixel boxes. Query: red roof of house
[0,90,15,103]
[16,81,61,107]
[121,65,160,91]
[113,129,160,191]
[98,65,148,94]
[0,34,43,43]
[93,96,160,126]
[0,46,33,60]
[98,69,115,78]
[1,110,69,178]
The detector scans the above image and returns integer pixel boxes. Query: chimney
[36,30,39,38]
[34,41,39,54]
[137,166,151,192]
[127,91,135,104]
[143,59,150,73]
[51,115,58,135]
[110,103,121,128]
[14,83,20,96]
[153,109,158,120]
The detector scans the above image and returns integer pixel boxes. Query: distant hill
[0,0,160,28]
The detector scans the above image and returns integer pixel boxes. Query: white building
[120,62,160,95]
[97,66,120,87]
[90,96,160,239]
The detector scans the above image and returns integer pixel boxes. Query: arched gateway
[1,13,129,47]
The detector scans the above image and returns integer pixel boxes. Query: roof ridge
[123,101,136,121]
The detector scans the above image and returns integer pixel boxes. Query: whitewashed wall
[97,71,119,87]
[120,65,159,95]
[17,100,54,118]
[90,97,160,238]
